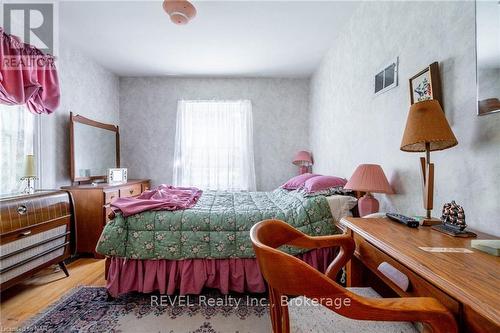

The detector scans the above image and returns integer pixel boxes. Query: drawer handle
[129,189,134,194]
[17,205,28,215]
[110,195,115,200]
[377,262,410,292]
[19,230,32,237]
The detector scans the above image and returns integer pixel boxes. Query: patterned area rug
[22,287,271,333]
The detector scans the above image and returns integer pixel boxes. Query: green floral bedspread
[96,189,336,259]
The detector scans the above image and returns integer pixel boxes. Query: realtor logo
[2,2,57,55]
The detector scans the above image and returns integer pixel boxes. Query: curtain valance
[0,27,60,114]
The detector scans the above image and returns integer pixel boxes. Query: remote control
[386,213,419,228]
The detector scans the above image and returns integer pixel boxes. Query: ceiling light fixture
[163,0,197,25]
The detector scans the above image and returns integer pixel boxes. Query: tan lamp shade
[23,155,37,177]
[400,100,458,152]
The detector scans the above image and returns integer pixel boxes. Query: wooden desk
[338,217,500,333]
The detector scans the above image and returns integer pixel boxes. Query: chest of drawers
[62,179,150,257]
[0,190,74,291]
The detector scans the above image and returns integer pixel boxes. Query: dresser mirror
[476,0,500,116]
[70,112,120,182]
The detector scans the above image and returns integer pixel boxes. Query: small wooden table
[338,217,500,333]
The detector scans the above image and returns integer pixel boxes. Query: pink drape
[0,27,60,114]
[107,247,337,297]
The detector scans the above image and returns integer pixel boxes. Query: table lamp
[292,151,313,174]
[344,164,393,216]
[21,154,37,194]
[400,100,458,226]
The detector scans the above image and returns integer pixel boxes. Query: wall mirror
[70,112,120,182]
[476,0,500,116]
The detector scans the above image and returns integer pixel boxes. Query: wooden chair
[250,219,458,333]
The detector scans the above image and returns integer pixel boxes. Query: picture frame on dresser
[108,168,128,185]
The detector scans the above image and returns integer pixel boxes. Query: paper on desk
[419,247,473,253]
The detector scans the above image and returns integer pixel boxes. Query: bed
[96,188,357,296]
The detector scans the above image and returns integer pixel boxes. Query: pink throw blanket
[111,184,202,217]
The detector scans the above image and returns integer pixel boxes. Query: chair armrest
[250,220,355,280]
[287,234,355,280]
[287,233,354,250]
[313,289,457,333]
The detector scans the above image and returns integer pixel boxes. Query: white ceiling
[59,1,358,77]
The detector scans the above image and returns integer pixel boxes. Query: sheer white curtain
[0,104,36,194]
[173,100,256,191]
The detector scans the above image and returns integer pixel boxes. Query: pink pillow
[281,173,320,190]
[303,175,347,193]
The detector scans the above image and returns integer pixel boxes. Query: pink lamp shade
[292,151,313,174]
[345,164,393,217]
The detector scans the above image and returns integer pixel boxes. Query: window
[0,104,39,194]
[173,100,256,191]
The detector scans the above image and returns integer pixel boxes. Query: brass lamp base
[421,217,441,226]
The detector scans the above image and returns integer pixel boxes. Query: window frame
[0,105,42,195]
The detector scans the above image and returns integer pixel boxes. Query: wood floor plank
[0,258,106,330]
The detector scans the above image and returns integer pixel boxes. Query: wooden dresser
[338,217,500,333]
[0,190,74,291]
[61,179,150,257]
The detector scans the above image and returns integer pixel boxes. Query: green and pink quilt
[96,189,336,260]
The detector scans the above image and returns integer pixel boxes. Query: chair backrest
[250,219,350,298]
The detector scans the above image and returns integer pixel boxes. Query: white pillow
[324,195,358,221]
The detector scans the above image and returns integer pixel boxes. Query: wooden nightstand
[338,217,499,332]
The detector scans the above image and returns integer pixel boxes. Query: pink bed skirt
[107,248,337,297]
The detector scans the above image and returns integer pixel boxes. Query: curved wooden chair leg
[269,287,292,333]
[281,300,290,333]
[268,288,277,332]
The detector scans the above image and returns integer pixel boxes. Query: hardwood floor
[0,258,106,330]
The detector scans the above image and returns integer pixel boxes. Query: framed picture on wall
[409,62,443,108]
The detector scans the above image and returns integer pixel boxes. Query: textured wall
[309,1,500,235]
[119,77,310,190]
[40,40,120,188]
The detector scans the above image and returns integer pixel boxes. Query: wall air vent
[375,57,399,95]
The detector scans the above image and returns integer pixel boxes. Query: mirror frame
[69,112,120,182]
[476,1,500,116]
